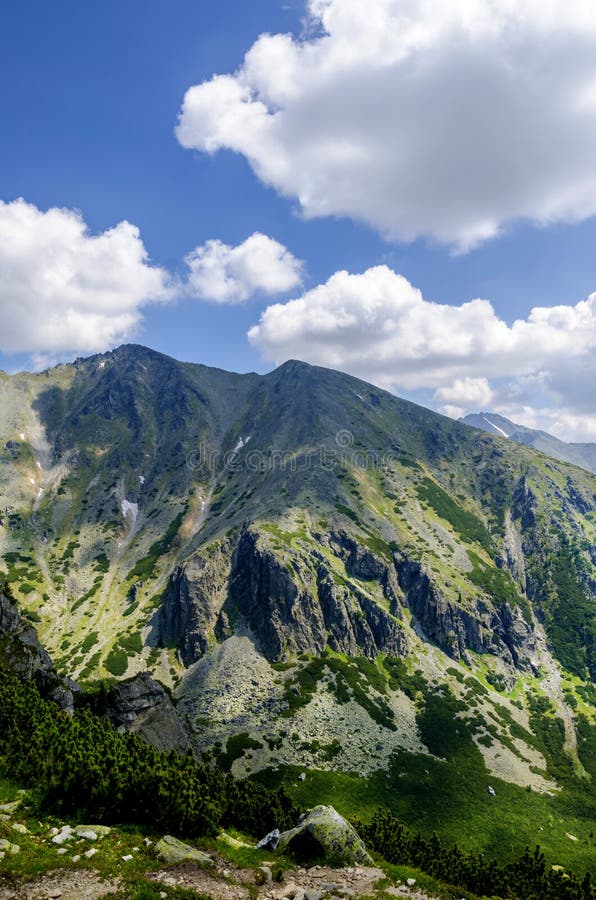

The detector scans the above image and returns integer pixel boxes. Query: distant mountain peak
[460,412,596,474]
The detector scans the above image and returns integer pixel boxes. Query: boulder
[219,830,253,849]
[0,800,21,814]
[155,834,215,867]
[51,827,74,845]
[275,805,373,866]
[0,839,20,855]
[75,824,111,838]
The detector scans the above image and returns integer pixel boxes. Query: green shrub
[105,648,128,677]
[357,808,594,900]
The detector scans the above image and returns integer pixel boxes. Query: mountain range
[461,412,596,474]
[0,344,594,869]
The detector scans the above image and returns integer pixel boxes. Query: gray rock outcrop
[154,540,233,666]
[157,527,407,663]
[393,554,536,669]
[102,671,192,753]
[0,587,78,712]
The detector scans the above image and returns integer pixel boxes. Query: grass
[71,584,99,613]
[325,654,396,731]
[416,477,492,552]
[0,780,217,899]
[0,775,489,900]
[382,657,427,699]
[281,656,327,716]
[280,652,397,730]
[93,553,110,574]
[119,632,143,655]
[543,539,594,680]
[335,503,362,526]
[255,754,594,876]
[80,632,98,654]
[255,683,594,876]
[102,631,143,676]
[126,510,186,584]
[467,550,532,622]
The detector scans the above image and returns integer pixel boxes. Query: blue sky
[1,1,595,439]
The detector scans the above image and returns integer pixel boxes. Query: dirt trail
[0,869,120,899]
[0,860,441,900]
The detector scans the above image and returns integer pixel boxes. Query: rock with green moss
[276,805,373,866]
[155,834,215,866]
[75,824,111,838]
[0,839,20,855]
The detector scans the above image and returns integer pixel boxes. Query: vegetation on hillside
[357,808,594,900]
[1,667,594,900]
[0,668,298,838]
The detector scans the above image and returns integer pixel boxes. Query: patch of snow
[481,415,509,438]
[19,433,25,441]
[233,434,252,454]
[98,361,106,369]
[120,498,139,531]
[139,475,145,486]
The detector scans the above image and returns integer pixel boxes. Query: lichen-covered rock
[219,831,253,849]
[0,800,21,815]
[75,824,111,838]
[276,805,373,866]
[155,834,215,866]
[0,838,20,855]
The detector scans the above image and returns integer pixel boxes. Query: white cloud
[0,198,172,356]
[185,232,302,303]
[177,0,596,250]
[435,376,494,409]
[248,265,596,439]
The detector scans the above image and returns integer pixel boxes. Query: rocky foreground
[0,797,445,900]
[0,862,439,900]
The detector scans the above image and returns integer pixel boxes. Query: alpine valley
[1,344,595,889]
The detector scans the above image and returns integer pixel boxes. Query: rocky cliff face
[154,524,540,672]
[153,540,233,666]
[393,553,536,670]
[0,587,78,712]
[156,527,407,663]
[0,588,191,752]
[101,671,192,753]
[0,346,593,754]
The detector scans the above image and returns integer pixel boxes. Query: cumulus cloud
[185,232,302,303]
[0,198,172,356]
[248,265,596,439]
[435,377,494,408]
[177,0,596,250]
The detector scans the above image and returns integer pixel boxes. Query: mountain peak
[461,411,596,473]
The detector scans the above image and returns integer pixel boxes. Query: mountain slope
[0,345,594,816]
[461,411,596,474]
